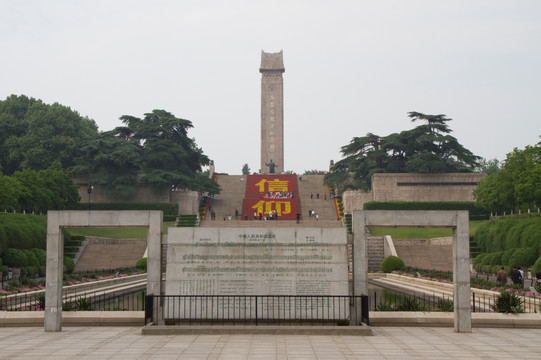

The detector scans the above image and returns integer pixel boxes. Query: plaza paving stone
[0,326,539,359]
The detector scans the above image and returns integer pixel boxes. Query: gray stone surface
[3,326,541,359]
[165,227,348,320]
[343,172,486,212]
[353,210,471,333]
[260,50,285,174]
[45,210,163,332]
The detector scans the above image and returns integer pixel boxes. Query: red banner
[242,175,301,220]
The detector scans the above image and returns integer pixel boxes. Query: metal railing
[370,289,541,313]
[0,289,146,311]
[145,295,369,326]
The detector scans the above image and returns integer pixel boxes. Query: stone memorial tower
[260,50,285,174]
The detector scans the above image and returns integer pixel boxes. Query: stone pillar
[44,211,63,332]
[352,211,368,297]
[260,50,285,174]
[453,211,472,332]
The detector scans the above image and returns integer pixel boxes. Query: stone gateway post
[260,50,285,175]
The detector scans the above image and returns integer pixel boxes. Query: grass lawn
[66,221,176,238]
[368,220,488,238]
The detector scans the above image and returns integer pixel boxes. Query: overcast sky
[1,1,540,174]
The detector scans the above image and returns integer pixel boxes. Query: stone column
[44,211,63,332]
[352,211,368,296]
[453,211,472,332]
[260,50,285,174]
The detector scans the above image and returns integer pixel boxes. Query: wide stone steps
[200,174,342,227]
[208,175,246,220]
[74,239,146,273]
[367,236,384,272]
[297,175,338,220]
[201,219,343,228]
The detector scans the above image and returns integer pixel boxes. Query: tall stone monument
[260,50,285,174]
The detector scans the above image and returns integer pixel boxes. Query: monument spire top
[260,50,285,73]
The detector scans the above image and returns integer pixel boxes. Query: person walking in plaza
[496,267,507,285]
[535,268,541,287]
[510,266,522,285]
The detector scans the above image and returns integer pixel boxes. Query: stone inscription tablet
[165,227,348,320]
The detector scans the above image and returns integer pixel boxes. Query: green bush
[2,248,28,267]
[135,257,147,271]
[22,249,39,267]
[0,214,47,255]
[489,251,504,266]
[492,291,524,313]
[395,296,427,311]
[30,248,46,266]
[76,202,178,215]
[531,257,541,275]
[437,298,454,312]
[63,256,75,273]
[501,249,515,267]
[475,217,541,253]
[473,253,490,272]
[381,256,405,273]
[508,247,538,268]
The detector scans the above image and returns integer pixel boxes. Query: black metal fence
[0,289,146,312]
[370,289,541,313]
[145,295,369,326]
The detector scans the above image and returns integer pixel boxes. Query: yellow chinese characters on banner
[251,200,291,216]
[254,179,289,193]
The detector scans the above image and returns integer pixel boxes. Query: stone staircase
[297,175,339,221]
[208,175,246,221]
[73,238,147,273]
[201,174,342,227]
[367,236,385,272]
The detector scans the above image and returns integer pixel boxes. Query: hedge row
[363,201,489,219]
[474,217,541,253]
[0,214,46,256]
[75,202,178,215]
[473,247,541,274]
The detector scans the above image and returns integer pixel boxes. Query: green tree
[0,95,99,175]
[37,161,80,210]
[72,131,141,197]
[476,158,500,175]
[114,110,219,194]
[325,112,480,192]
[0,172,24,210]
[242,164,250,175]
[474,145,541,214]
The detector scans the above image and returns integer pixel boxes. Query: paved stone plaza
[0,326,539,359]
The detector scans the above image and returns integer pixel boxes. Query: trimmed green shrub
[63,256,75,273]
[381,256,405,273]
[508,247,538,268]
[30,248,46,266]
[501,249,515,267]
[475,217,541,253]
[76,202,178,215]
[489,251,504,266]
[473,253,490,272]
[135,257,147,271]
[2,248,28,267]
[532,257,541,275]
[0,214,47,255]
[22,249,39,267]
